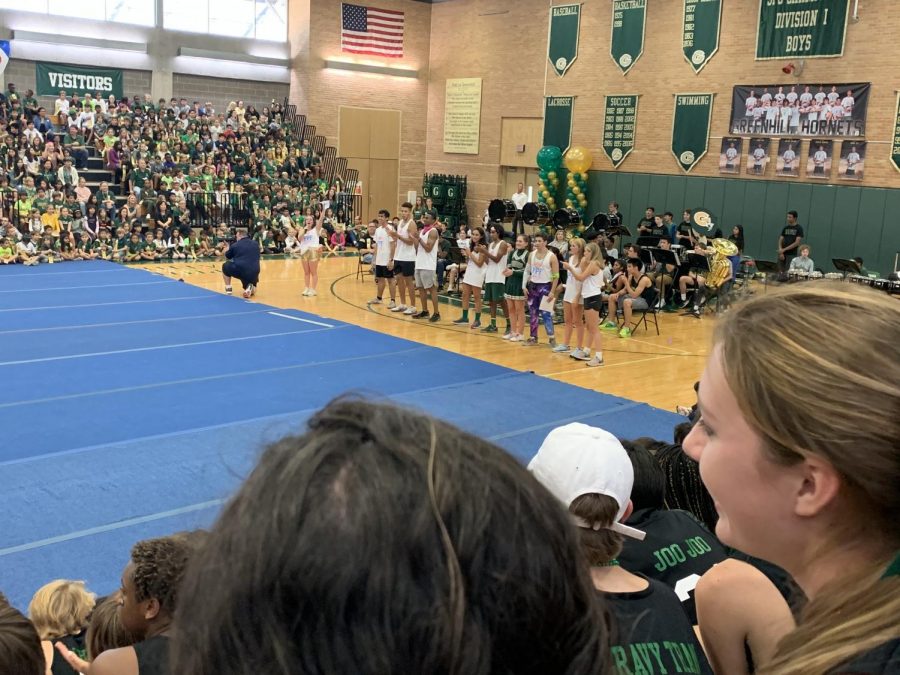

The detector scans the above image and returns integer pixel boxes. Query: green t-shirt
[131,169,151,189]
[127,241,144,254]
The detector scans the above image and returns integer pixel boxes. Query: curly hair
[130,536,193,616]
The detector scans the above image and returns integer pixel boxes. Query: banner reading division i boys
[548,4,581,77]
[36,62,124,99]
[672,93,714,172]
[543,96,575,154]
[610,0,646,74]
[683,0,721,73]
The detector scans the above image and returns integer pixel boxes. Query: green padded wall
[587,172,899,276]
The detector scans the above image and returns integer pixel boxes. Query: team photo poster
[775,139,801,177]
[806,140,834,179]
[746,137,770,176]
[730,83,869,138]
[718,137,742,174]
[838,140,866,181]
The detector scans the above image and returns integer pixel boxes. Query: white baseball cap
[528,423,645,540]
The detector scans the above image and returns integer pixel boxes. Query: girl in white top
[300,212,323,296]
[452,226,487,329]
[553,237,586,356]
[482,224,510,334]
[564,241,606,367]
[284,228,301,255]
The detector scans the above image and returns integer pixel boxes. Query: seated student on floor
[170,399,610,675]
[529,423,713,675]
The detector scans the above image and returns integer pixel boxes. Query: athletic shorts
[396,260,415,277]
[414,269,436,290]
[375,264,394,279]
[300,248,319,261]
[583,294,604,313]
[483,282,505,303]
[617,295,649,311]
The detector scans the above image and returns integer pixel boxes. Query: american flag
[341,3,405,59]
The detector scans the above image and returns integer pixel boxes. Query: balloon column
[563,145,593,223]
[535,145,563,213]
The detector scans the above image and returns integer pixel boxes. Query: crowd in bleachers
[0,83,360,264]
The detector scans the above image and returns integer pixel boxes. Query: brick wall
[4,58,151,110]
[173,74,290,116]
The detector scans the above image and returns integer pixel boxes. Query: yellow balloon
[565,199,573,207]
[564,145,594,174]
[547,171,557,181]
[567,179,576,188]
[572,186,581,196]
[566,172,574,180]
[541,190,550,199]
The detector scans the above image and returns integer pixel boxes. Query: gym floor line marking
[0,309,274,336]
[0,296,209,313]
[541,354,675,378]
[487,402,642,441]
[0,341,420,416]
[0,268,135,277]
[268,311,335,328]
[0,328,338,367]
[0,280,173,294]
[0,500,225,558]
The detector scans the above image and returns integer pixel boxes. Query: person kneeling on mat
[222,229,260,298]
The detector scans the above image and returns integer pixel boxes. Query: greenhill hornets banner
[683,0,721,73]
[672,93,714,173]
[610,0,646,75]
[602,95,638,168]
[548,4,582,77]
[756,0,849,60]
[543,96,575,154]
[36,62,124,99]
[891,93,900,173]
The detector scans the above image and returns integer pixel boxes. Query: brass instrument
[706,238,738,289]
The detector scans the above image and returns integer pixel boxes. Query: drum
[809,271,823,280]
[848,274,865,284]
[872,278,889,290]
[590,213,610,232]
[552,208,581,229]
[788,269,806,281]
[888,280,900,294]
[487,199,516,223]
[520,202,550,225]
[824,272,843,280]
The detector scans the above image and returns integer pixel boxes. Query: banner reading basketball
[672,93,714,173]
[610,0,646,75]
[602,95,638,168]
[683,0,721,73]
[543,96,575,154]
[548,4,581,77]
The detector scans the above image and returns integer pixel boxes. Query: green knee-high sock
[461,309,469,321]
[490,318,496,327]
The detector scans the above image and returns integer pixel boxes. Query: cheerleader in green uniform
[502,234,530,342]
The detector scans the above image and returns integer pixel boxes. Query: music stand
[637,235,663,248]
[832,258,861,276]
[754,259,780,293]
[649,247,680,308]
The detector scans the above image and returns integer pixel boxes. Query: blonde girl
[300,212,323,296]
[564,241,605,367]
[553,237,585,356]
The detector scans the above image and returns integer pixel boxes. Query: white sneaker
[403,307,417,315]
[552,343,570,353]
[571,349,591,361]
[308,289,317,297]
[586,355,605,367]
[302,288,310,296]
[511,334,524,342]
[390,304,406,312]
[387,301,397,310]
[225,286,233,295]
[368,297,383,305]
[502,332,513,340]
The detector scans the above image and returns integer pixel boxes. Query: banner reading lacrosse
[672,93,714,172]
[683,0,721,73]
[548,4,581,77]
[891,93,900,173]
[602,95,638,168]
[756,0,849,60]
[729,82,868,138]
[610,0,646,75]
[36,62,123,99]
[543,96,575,154]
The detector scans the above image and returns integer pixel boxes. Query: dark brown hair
[0,593,44,675]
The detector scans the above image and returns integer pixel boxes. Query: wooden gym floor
[143,256,714,412]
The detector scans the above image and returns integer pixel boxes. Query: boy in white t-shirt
[368,210,397,308]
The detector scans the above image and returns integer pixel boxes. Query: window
[162,0,286,41]
[0,0,154,25]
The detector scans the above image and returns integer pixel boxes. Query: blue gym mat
[0,261,682,608]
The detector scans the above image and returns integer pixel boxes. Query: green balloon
[536,145,563,171]
[539,170,549,180]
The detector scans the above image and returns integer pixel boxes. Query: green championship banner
[672,93,714,172]
[891,93,900,173]
[610,0,646,75]
[36,62,123,99]
[683,0,721,73]
[543,96,575,154]
[756,0,849,60]
[548,4,582,77]
[602,95,638,168]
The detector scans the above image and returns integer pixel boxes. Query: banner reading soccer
[729,82,868,138]
[543,96,575,154]
[683,0,721,73]
[610,0,646,75]
[756,0,849,60]
[36,62,123,99]
[602,95,638,168]
[548,4,581,77]
[672,93,714,173]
